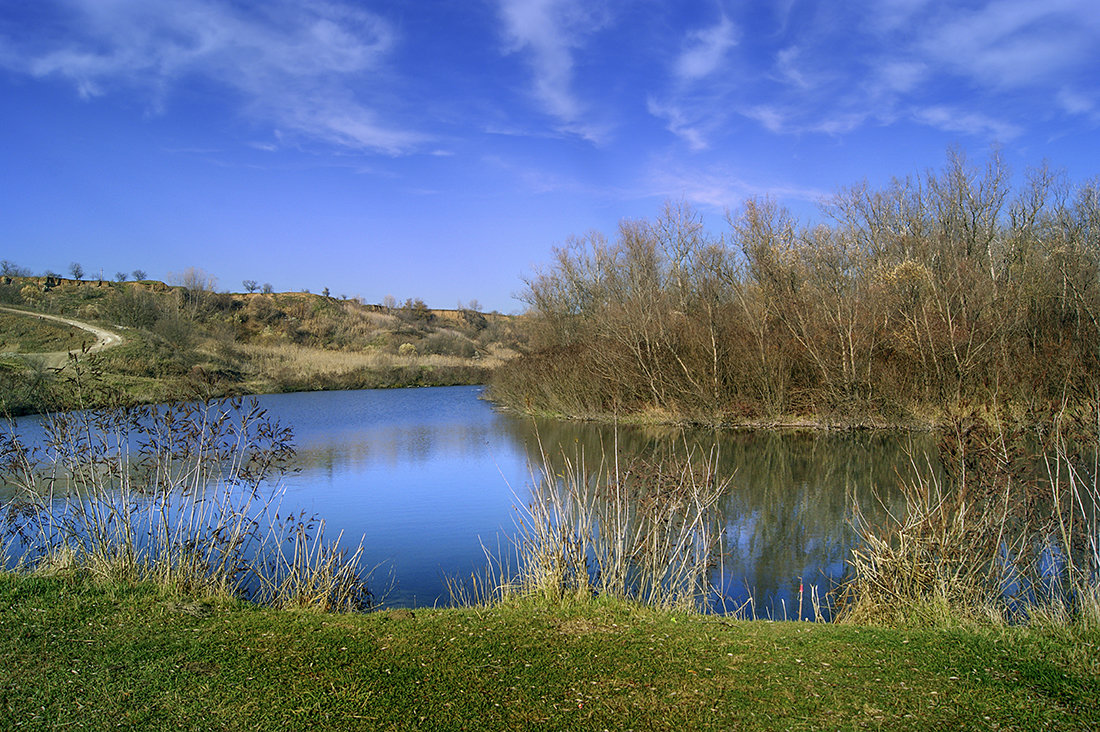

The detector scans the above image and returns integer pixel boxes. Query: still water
[238,386,932,617]
[6,385,937,618]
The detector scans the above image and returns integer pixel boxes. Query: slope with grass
[0,308,88,354]
[0,276,524,414]
[0,305,124,367]
[1,573,1097,730]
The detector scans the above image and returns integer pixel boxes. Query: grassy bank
[0,310,88,354]
[0,277,523,415]
[2,572,1098,730]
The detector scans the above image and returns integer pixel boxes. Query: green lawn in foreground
[1,573,1097,730]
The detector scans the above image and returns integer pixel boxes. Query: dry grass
[453,433,729,612]
[0,396,373,612]
[837,406,1100,628]
[236,342,512,379]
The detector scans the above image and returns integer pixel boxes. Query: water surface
[8,386,936,617]
[248,387,932,615]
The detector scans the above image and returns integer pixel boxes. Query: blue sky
[1,1,1097,312]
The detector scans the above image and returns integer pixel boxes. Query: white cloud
[913,106,1022,140]
[864,0,933,33]
[497,0,609,140]
[649,161,827,211]
[675,15,737,81]
[645,14,738,147]
[919,0,1100,89]
[876,61,927,94]
[3,0,426,154]
[482,154,592,195]
[741,105,868,137]
[646,97,709,151]
[1057,88,1096,117]
[775,47,808,89]
[742,106,787,135]
[731,0,1097,142]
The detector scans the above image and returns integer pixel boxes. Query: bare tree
[132,269,147,281]
[243,279,259,293]
[171,267,217,293]
[115,272,128,282]
[69,262,84,280]
[1,260,31,277]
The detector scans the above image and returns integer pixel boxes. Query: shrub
[420,331,477,358]
[105,286,160,329]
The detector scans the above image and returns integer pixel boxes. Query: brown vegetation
[838,404,1100,626]
[492,150,1100,427]
[0,274,523,414]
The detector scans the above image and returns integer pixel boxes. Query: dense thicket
[491,151,1100,425]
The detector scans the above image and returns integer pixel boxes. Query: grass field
[0,310,87,354]
[2,572,1097,730]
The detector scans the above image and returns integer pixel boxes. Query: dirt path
[0,306,124,367]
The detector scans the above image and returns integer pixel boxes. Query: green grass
[2,573,1097,730]
[0,311,87,353]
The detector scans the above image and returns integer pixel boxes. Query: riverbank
[0,280,523,415]
[488,399,943,433]
[2,572,1097,730]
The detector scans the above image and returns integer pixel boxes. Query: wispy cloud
[874,61,927,94]
[646,98,709,151]
[741,105,869,137]
[913,106,1023,140]
[496,0,610,141]
[918,0,1099,89]
[1057,88,1097,118]
[648,160,828,212]
[864,0,933,33]
[722,0,1099,141]
[482,153,594,196]
[648,14,739,149]
[1,0,427,154]
[774,46,809,89]
[675,15,737,81]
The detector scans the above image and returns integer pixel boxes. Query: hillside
[0,274,524,414]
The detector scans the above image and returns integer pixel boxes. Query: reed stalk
[838,406,1100,626]
[473,431,730,612]
[0,395,372,612]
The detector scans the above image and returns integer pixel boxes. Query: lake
[237,386,933,617]
[6,385,937,618]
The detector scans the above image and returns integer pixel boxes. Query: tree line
[491,150,1100,426]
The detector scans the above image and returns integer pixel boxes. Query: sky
[1,1,1098,313]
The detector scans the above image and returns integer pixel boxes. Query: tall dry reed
[837,406,1100,626]
[458,431,730,611]
[0,395,372,612]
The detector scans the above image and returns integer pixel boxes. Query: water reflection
[501,418,935,618]
[8,386,939,616]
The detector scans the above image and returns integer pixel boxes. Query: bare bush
[495,150,1100,427]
